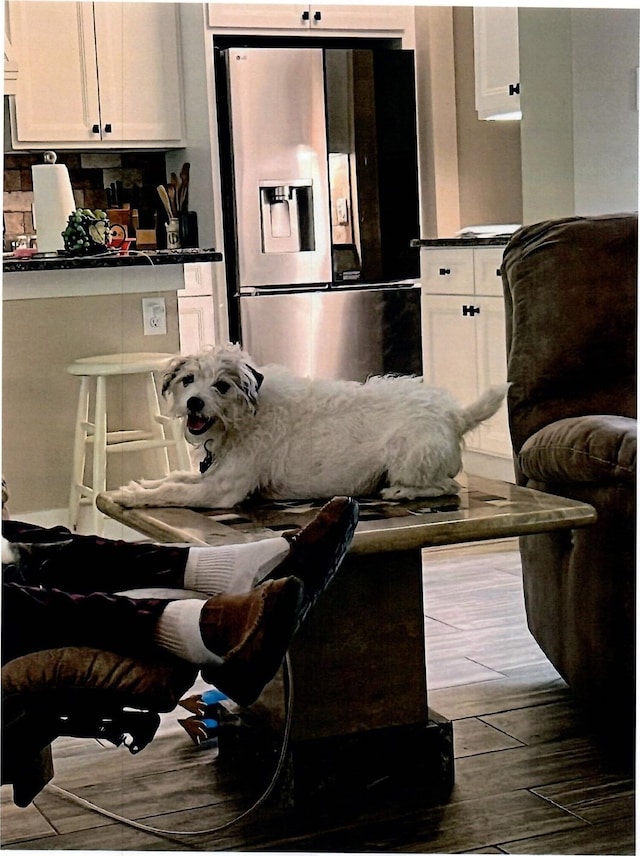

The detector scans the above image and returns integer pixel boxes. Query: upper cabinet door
[10,1,185,147]
[93,3,184,144]
[208,4,311,30]
[207,3,411,38]
[11,1,101,143]
[307,5,411,34]
[473,7,521,121]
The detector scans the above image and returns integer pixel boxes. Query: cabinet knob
[92,124,100,134]
[439,268,451,276]
[301,9,309,20]
[508,82,520,96]
[104,123,112,133]
[313,9,322,21]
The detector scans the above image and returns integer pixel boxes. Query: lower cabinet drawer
[421,249,475,295]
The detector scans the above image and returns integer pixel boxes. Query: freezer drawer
[240,286,422,382]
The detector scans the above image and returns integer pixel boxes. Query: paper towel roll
[32,160,76,253]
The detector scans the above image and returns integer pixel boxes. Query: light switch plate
[142,297,167,335]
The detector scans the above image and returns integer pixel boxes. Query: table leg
[260,549,454,807]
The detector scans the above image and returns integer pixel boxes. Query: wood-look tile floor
[2,541,634,853]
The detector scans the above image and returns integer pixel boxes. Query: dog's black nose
[187,396,205,412]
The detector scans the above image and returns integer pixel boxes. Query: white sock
[184,538,289,595]
[154,599,221,666]
[1,537,17,565]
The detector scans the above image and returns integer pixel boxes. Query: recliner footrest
[56,708,161,754]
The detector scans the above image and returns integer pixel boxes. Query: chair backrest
[502,213,638,454]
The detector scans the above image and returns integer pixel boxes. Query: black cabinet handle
[439,268,451,276]
[92,123,100,134]
[313,9,322,20]
[462,305,481,317]
[104,123,112,133]
[509,82,520,96]
[301,9,309,20]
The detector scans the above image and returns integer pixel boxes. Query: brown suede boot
[199,576,302,707]
[264,496,359,627]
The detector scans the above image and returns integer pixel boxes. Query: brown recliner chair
[2,646,197,807]
[502,213,636,728]
[1,483,199,808]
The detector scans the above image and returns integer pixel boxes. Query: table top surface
[97,475,596,554]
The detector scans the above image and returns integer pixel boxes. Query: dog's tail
[461,383,510,434]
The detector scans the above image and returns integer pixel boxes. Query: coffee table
[98,475,595,806]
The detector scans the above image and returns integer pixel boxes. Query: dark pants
[2,521,191,664]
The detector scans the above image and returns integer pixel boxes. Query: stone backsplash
[3,151,167,249]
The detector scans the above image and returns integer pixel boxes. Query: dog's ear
[161,357,189,397]
[247,365,264,390]
[235,362,264,411]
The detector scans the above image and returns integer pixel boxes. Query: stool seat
[67,353,176,377]
[66,352,190,534]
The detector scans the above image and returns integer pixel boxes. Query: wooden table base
[253,549,455,807]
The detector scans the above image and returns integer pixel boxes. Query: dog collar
[199,440,215,474]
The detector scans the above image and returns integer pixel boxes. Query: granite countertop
[3,248,222,273]
[410,236,512,248]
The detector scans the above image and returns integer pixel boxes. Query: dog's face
[162,344,264,443]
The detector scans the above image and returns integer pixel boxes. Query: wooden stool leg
[90,375,108,535]
[68,376,90,531]
[144,372,171,475]
[169,417,191,471]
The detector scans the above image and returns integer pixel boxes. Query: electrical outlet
[142,297,167,336]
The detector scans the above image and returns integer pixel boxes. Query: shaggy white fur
[109,343,507,508]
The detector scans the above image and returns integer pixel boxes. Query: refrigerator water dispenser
[259,180,315,254]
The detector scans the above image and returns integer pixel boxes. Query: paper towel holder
[31,149,77,255]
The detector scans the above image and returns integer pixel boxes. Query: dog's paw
[381,480,461,501]
[108,482,151,507]
[381,485,420,501]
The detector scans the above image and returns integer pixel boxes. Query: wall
[519,7,639,222]
[3,281,181,515]
[413,6,523,237]
[452,7,522,229]
[166,3,217,249]
[414,6,460,238]
[571,8,639,215]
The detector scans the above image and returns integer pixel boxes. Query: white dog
[109,343,507,509]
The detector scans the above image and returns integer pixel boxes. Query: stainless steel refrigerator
[216,44,422,382]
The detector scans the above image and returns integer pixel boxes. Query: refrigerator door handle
[241,284,332,297]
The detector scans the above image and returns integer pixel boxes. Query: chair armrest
[518,415,636,484]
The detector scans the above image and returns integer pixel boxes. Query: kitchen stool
[67,353,190,534]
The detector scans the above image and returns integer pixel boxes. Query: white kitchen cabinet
[178,264,221,355]
[207,4,412,39]
[421,245,513,475]
[178,296,217,355]
[9,2,185,148]
[473,7,521,121]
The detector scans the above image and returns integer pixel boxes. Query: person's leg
[3,497,358,706]
[2,520,288,595]
[2,496,358,600]
[1,577,303,707]
[2,581,170,664]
